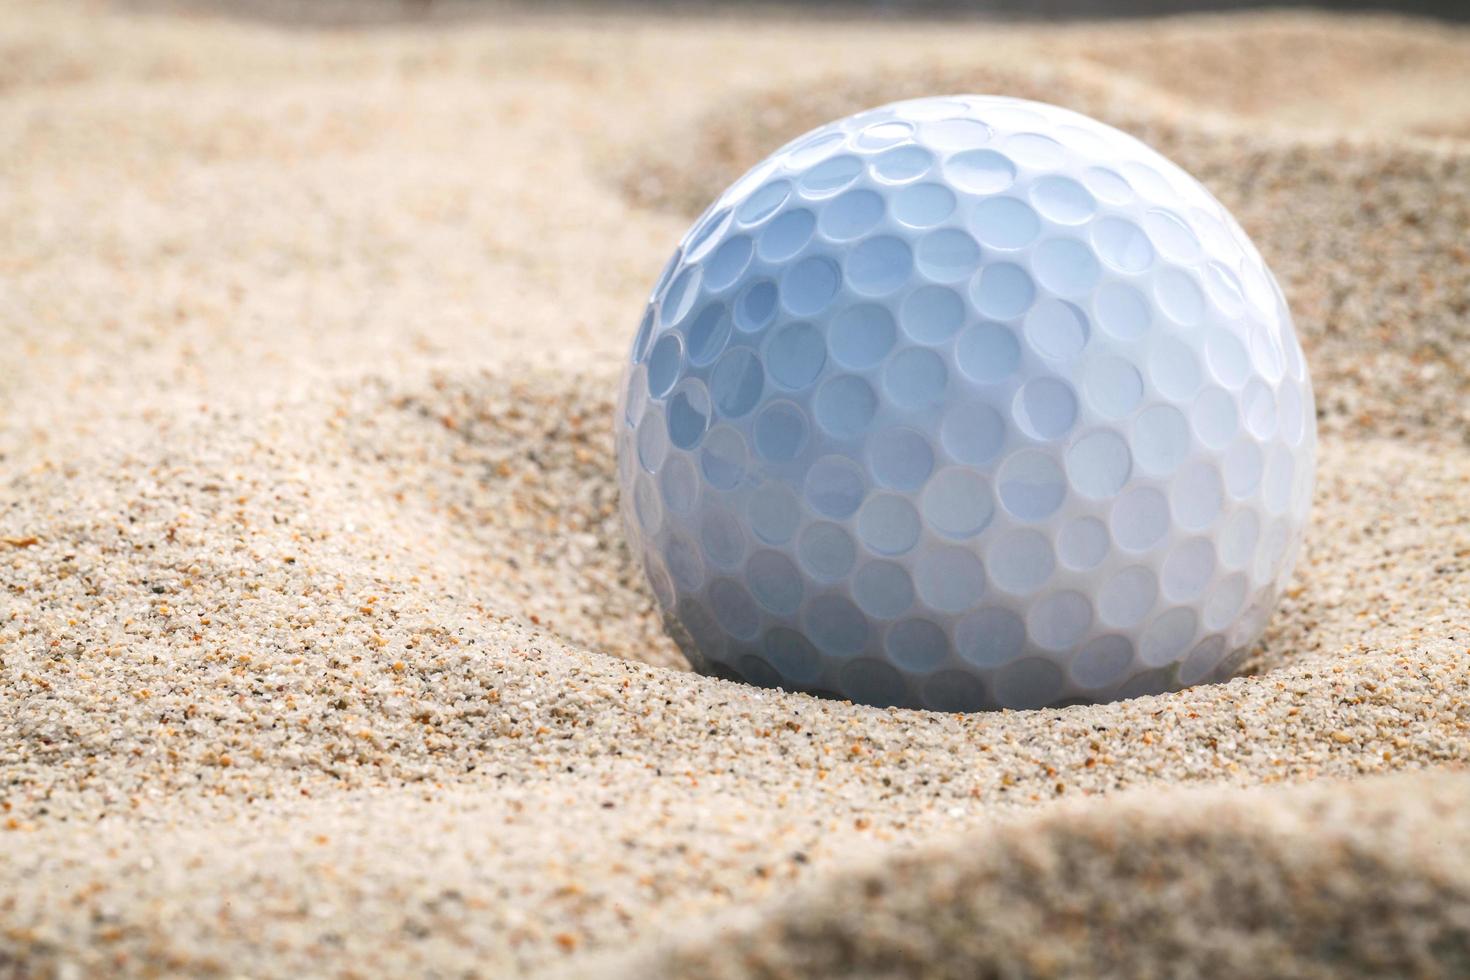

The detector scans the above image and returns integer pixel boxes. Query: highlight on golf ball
[616,95,1315,711]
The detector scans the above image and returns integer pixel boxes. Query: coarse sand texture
[1,3,1468,977]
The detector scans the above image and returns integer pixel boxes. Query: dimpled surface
[616,96,1315,711]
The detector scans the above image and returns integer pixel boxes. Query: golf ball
[616,95,1315,711]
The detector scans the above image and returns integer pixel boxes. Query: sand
[1,3,1468,976]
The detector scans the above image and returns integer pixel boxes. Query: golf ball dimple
[617,95,1316,711]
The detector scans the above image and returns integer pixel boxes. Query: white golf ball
[616,95,1315,711]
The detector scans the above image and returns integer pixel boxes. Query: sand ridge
[2,4,1468,976]
[613,771,1470,979]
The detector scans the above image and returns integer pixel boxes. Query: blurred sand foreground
[2,2,1469,976]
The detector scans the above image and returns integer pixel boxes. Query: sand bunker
[1,5,1467,976]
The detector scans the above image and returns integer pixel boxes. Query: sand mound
[620,772,1470,979]
[1074,16,1470,137]
[2,4,1468,976]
